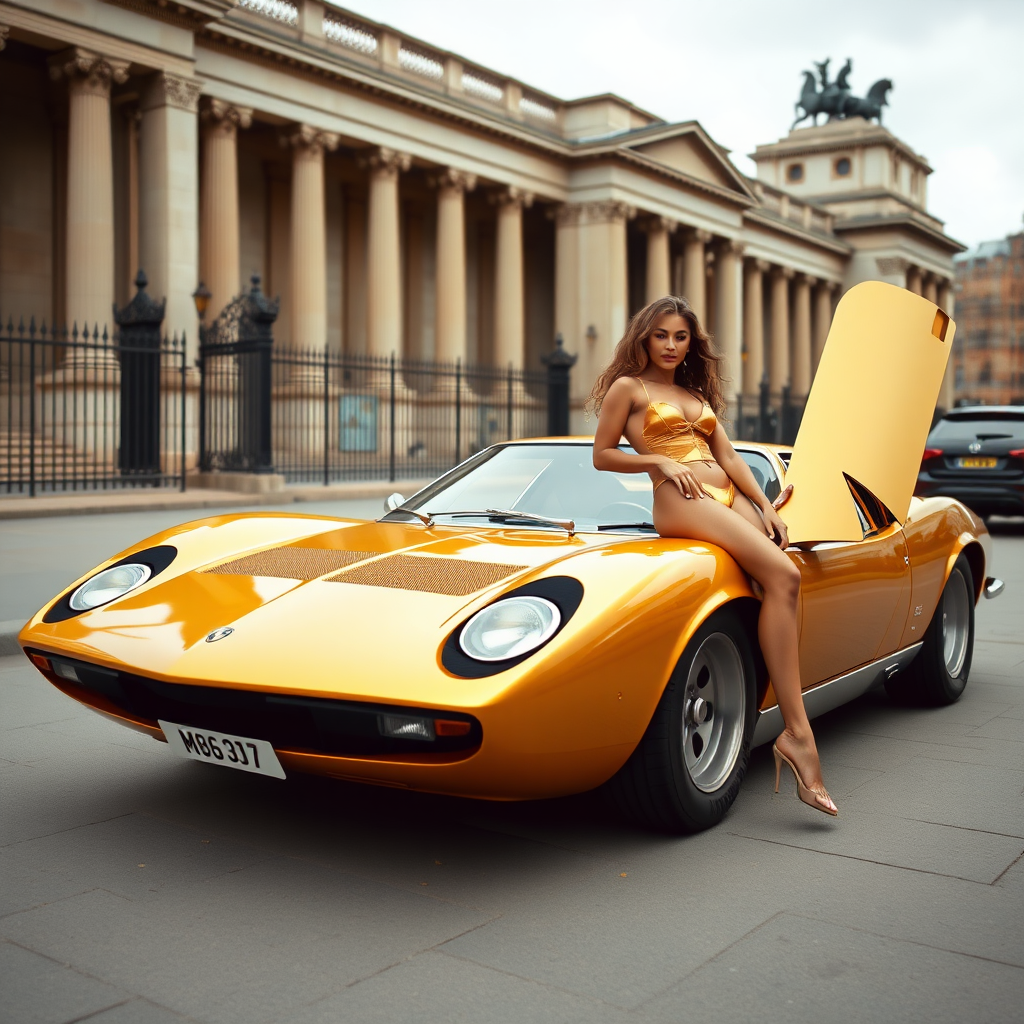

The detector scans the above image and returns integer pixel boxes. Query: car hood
[21,512,736,710]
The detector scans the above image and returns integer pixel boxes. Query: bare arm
[707,426,791,546]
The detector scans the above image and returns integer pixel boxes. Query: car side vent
[202,548,382,581]
[326,554,527,596]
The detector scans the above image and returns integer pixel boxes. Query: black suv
[916,406,1024,517]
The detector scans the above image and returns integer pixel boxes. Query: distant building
[952,231,1024,406]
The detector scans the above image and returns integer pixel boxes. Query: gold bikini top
[636,378,718,464]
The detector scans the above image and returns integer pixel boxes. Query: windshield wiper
[423,509,576,536]
[596,521,657,532]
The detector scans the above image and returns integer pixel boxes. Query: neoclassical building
[0,0,964,432]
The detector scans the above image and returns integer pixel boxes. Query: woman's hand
[654,457,708,499]
[762,483,793,548]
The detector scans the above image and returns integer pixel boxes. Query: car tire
[885,553,975,707]
[608,607,757,834]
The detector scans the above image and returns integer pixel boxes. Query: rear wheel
[608,608,757,833]
[885,553,975,706]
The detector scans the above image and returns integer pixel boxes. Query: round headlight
[69,563,152,612]
[459,596,560,662]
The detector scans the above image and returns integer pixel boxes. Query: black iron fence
[199,343,549,484]
[733,382,805,446]
[0,318,188,496]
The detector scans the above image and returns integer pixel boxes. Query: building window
[786,163,804,183]
[834,156,852,177]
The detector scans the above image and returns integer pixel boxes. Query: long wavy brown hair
[587,295,726,418]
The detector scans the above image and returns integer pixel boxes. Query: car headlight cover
[69,563,152,612]
[459,596,560,662]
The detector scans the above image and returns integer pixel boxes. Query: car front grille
[30,651,481,758]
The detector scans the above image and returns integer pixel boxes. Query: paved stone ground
[1,510,1022,1023]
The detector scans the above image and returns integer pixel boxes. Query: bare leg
[654,489,837,813]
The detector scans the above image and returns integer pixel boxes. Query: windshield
[383,443,781,532]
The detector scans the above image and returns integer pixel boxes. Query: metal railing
[0,318,188,496]
[199,342,549,484]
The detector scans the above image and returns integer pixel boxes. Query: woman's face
[645,313,691,371]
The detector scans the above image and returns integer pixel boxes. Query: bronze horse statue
[793,59,892,129]
[841,79,892,123]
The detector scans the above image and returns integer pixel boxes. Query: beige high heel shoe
[773,743,838,817]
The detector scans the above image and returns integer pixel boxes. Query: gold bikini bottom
[653,475,736,507]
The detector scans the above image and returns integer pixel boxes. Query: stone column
[433,168,476,363]
[281,124,339,355]
[493,186,533,368]
[645,216,675,303]
[791,273,813,399]
[573,201,632,423]
[922,273,938,305]
[905,265,922,295]
[364,147,410,358]
[768,265,793,396]
[812,279,835,375]
[138,72,202,356]
[200,99,252,319]
[742,258,768,397]
[713,239,744,411]
[682,228,711,322]
[937,278,956,410]
[48,49,129,336]
[553,203,581,355]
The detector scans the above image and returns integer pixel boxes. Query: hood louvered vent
[202,548,381,581]
[326,554,527,596]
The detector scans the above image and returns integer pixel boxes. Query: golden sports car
[17,284,1004,832]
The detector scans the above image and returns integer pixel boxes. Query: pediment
[626,126,751,196]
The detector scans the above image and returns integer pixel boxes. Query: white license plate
[159,720,286,779]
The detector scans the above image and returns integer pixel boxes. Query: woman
[591,295,837,816]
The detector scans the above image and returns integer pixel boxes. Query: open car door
[781,280,954,544]
[780,281,954,686]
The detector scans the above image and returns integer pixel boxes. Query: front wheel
[608,607,757,833]
[886,553,975,706]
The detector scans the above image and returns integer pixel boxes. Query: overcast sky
[339,0,1023,250]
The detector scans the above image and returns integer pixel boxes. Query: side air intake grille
[327,554,526,596]
[202,548,381,581]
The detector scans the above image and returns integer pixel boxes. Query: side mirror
[384,492,406,513]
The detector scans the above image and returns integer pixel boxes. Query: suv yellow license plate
[159,720,286,779]
[956,457,998,468]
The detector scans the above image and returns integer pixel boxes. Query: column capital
[643,215,677,234]
[48,48,130,98]
[490,185,534,210]
[816,276,841,292]
[581,200,635,225]
[281,123,340,155]
[876,256,909,276]
[684,227,713,245]
[747,257,771,275]
[716,237,746,258]
[793,271,814,286]
[0,26,9,52]
[143,72,202,113]
[549,202,583,227]
[201,97,253,135]
[770,264,795,281]
[430,167,477,194]
[361,146,411,179]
